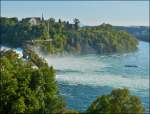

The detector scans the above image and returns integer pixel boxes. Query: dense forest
[113,26,149,42]
[0,17,138,54]
[0,50,144,114]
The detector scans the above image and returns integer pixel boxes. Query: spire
[42,13,44,21]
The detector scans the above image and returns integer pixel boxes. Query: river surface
[45,41,149,113]
[2,41,149,113]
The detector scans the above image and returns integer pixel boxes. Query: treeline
[0,50,145,114]
[0,17,138,54]
[113,26,149,42]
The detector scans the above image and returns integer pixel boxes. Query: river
[45,41,149,113]
[1,41,149,113]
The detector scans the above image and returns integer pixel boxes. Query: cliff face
[0,17,138,54]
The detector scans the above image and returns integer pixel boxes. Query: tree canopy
[0,50,65,114]
[86,88,144,114]
[0,17,138,54]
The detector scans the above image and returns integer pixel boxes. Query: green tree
[0,50,65,114]
[86,88,144,114]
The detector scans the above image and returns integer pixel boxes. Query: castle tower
[42,13,44,21]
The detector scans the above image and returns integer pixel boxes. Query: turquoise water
[45,41,149,113]
[1,41,149,112]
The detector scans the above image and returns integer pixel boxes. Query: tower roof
[42,13,44,21]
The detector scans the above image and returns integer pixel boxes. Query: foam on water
[35,42,149,92]
[1,42,149,112]
[1,46,23,58]
[14,48,23,58]
[43,55,149,92]
[45,55,108,72]
[33,42,149,112]
[0,46,11,51]
[56,73,149,91]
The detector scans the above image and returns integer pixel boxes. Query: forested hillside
[0,17,138,54]
[113,26,149,42]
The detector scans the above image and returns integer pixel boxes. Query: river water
[2,41,149,112]
[45,41,149,113]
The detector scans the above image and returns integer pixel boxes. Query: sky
[1,1,149,26]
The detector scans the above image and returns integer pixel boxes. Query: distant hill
[113,26,149,42]
[0,17,138,54]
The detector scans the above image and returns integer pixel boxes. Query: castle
[21,13,44,25]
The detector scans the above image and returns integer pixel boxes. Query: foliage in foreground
[0,51,145,114]
[0,50,65,113]
[86,88,144,114]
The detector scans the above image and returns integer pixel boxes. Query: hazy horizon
[1,16,150,27]
[1,1,149,26]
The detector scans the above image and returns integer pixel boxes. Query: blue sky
[1,1,149,26]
